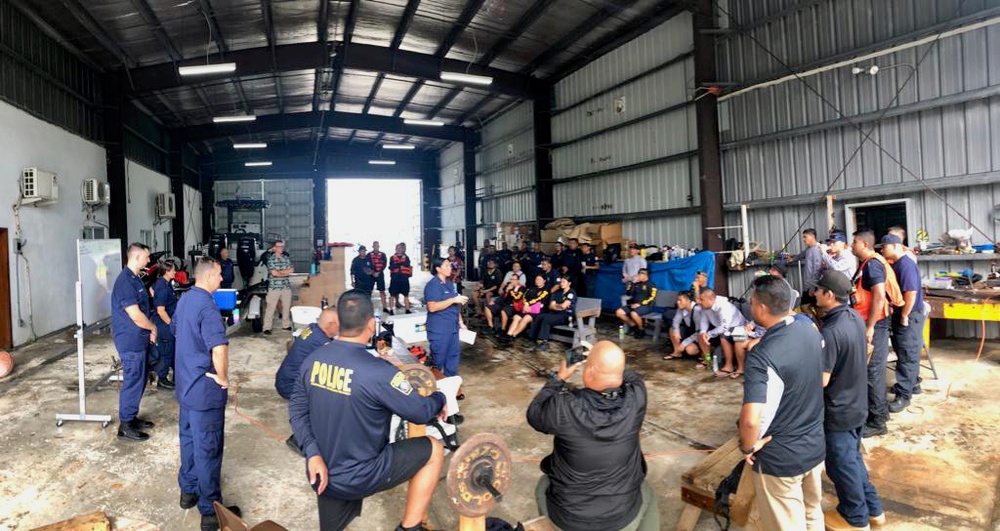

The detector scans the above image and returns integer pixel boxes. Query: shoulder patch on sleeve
[390,371,413,396]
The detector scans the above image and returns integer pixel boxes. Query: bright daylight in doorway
[327,179,426,285]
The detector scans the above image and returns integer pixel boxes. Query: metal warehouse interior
[1,0,1000,530]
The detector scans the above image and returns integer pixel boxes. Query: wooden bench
[550,297,601,348]
[644,290,679,341]
[678,436,754,531]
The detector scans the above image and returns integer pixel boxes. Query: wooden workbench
[925,288,1000,322]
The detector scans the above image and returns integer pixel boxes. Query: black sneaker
[201,506,241,531]
[130,417,155,430]
[179,491,198,509]
[861,423,888,438]
[446,413,464,425]
[634,329,647,339]
[912,384,922,395]
[386,309,394,315]
[534,341,549,352]
[263,330,272,335]
[157,377,175,390]
[405,309,412,314]
[888,397,910,413]
[117,422,150,442]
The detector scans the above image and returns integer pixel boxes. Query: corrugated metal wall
[475,101,536,243]
[718,1,1000,337]
[213,179,315,273]
[437,143,465,247]
[550,12,702,247]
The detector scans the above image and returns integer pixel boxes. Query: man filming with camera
[526,341,659,531]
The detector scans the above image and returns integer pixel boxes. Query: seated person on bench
[697,289,748,378]
[527,340,659,531]
[615,269,657,339]
[500,261,527,291]
[529,276,577,352]
[663,292,701,362]
[485,274,525,333]
[471,258,502,317]
[289,291,447,531]
[276,308,339,452]
[499,275,550,345]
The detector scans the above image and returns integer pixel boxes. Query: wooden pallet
[678,436,755,531]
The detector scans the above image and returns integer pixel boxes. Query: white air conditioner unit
[82,179,108,206]
[21,168,59,203]
[156,192,176,219]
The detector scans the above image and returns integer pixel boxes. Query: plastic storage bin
[213,289,238,311]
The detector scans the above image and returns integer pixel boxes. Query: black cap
[815,270,852,298]
[358,245,367,251]
[880,234,902,245]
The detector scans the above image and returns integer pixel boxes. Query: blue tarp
[592,252,717,310]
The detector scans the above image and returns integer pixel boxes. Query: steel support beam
[104,74,129,259]
[313,161,328,248]
[533,91,554,223]
[422,161,442,266]
[463,142,478,280]
[184,110,476,143]
[168,133,187,255]
[692,0,726,294]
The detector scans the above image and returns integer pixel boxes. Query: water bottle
[618,325,626,340]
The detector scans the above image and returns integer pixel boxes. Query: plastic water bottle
[618,325,626,340]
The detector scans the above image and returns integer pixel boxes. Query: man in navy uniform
[111,242,157,442]
[276,308,339,452]
[579,242,599,297]
[172,257,241,529]
[350,245,377,295]
[290,290,447,531]
[218,247,235,290]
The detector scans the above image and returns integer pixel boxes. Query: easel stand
[55,281,113,428]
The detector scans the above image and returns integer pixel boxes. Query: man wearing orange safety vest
[850,230,904,438]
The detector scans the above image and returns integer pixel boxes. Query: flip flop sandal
[715,370,732,378]
[694,362,708,370]
[663,354,682,360]
[729,371,744,379]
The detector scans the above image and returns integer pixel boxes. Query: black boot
[117,422,149,441]
[179,491,198,509]
[130,417,155,430]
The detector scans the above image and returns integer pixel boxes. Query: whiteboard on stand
[77,239,122,330]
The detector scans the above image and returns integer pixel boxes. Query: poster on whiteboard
[77,239,122,328]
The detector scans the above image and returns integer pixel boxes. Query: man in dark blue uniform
[152,261,178,390]
[561,239,584,295]
[350,245,377,295]
[111,243,157,441]
[526,241,546,280]
[290,290,447,531]
[219,247,235,290]
[540,258,560,291]
[276,308,339,452]
[172,257,241,529]
[550,242,565,274]
[580,242,599,297]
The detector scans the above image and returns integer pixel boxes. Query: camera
[563,340,593,365]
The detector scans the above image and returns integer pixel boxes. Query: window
[163,231,172,255]
[845,199,911,245]
[140,229,152,248]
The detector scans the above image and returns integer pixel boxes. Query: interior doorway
[327,179,425,286]
[0,228,11,349]
[845,199,912,245]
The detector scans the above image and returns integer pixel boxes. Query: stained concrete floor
[2,312,1000,531]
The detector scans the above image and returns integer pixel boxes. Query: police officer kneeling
[289,290,447,531]
[527,340,659,531]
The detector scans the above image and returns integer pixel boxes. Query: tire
[250,317,263,333]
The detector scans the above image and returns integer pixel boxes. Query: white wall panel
[623,216,703,248]
[553,158,696,218]
[124,160,172,253]
[476,101,536,224]
[555,12,694,109]
[0,100,108,346]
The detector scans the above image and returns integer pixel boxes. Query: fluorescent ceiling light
[213,115,257,123]
[404,119,444,127]
[232,143,267,149]
[382,144,416,150]
[178,63,237,76]
[440,71,493,85]
[244,161,272,167]
[368,160,397,165]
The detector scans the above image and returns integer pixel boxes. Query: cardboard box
[600,222,623,244]
[540,229,561,243]
[540,242,558,255]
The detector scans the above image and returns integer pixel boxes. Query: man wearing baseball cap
[814,270,886,530]
[822,232,858,280]
[881,233,925,413]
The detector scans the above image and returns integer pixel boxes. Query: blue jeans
[866,318,890,427]
[890,311,925,400]
[178,407,226,515]
[825,428,883,526]
[118,350,147,422]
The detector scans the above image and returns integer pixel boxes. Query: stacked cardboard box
[538,219,623,253]
[297,246,347,307]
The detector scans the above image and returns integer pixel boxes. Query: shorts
[355,281,375,294]
[619,305,653,317]
[317,437,432,531]
[673,322,697,343]
[389,276,410,297]
[374,272,386,292]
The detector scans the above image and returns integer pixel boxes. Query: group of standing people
[350,241,415,316]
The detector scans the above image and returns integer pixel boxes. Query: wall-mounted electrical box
[21,167,59,204]
[83,179,110,206]
[156,192,176,219]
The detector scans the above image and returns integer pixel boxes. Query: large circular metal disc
[402,364,437,397]
[446,432,512,517]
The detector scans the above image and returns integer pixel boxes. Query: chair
[644,290,679,341]
[551,297,601,348]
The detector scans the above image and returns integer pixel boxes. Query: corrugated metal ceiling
[15,0,687,152]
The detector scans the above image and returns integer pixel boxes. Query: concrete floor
[2,310,1000,531]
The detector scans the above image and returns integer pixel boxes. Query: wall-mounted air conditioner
[21,168,59,204]
[82,226,108,239]
[156,192,176,219]
[82,179,110,206]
